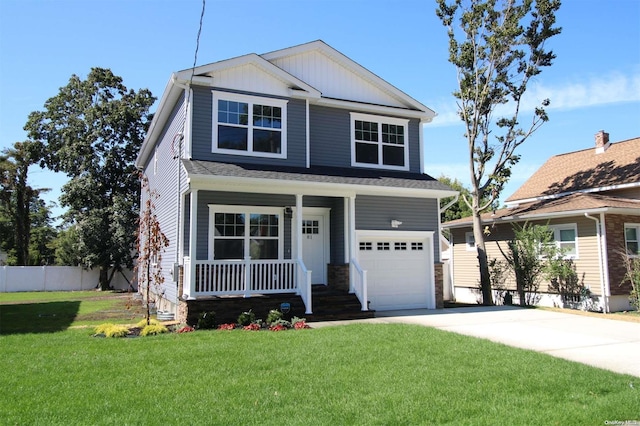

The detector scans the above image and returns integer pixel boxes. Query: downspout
[439,194,459,301]
[584,213,609,313]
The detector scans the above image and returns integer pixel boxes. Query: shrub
[136,318,160,328]
[243,323,261,331]
[269,319,291,331]
[104,325,130,338]
[197,311,217,330]
[140,324,168,336]
[294,321,311,330]
[266,309,283,325]
[218,323,236,331]
[94,323,129,338]
[237,310,255,326]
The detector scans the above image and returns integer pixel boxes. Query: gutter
[584,213,609,313]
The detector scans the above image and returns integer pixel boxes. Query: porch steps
[184,285,374,326]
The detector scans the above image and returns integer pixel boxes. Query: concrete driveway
[312,306,640,377]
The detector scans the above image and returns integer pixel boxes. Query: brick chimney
[595,130,610,154]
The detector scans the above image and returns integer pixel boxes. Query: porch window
[548,224,578,259]
[625,224,640,256]
[350,112,409,170]
[212,91,287,158]
[210,206,282,260]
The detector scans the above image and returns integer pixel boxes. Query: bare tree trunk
[472,210,493,306]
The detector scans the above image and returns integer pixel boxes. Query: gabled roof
[506,137,640,205]
[443,192,640,229]
[183,160,457,198]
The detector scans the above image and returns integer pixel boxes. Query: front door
[302,212,329,284]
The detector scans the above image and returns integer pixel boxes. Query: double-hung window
[625,224,640,257]
[548,224,578,259]
[213,92,287,158]
[351,112,409,170]
[210,206,282,260]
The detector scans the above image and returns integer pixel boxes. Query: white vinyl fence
[0,266,133,292]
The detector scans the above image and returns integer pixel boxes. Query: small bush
[218,323,236,331]
[266,309,283,325]
[237,310,255,326]
[94,323,129,338]
[197,311,217,330]
[243,323,261,331]
[94,323,115,335]
[140,324,168,336]
[105,325,130,338]
[136,318,160,328]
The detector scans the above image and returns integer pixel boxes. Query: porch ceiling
[183,159,457,197]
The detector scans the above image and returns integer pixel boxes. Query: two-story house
[443,132,640,312]
[135,40,456,323]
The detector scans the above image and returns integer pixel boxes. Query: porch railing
[184,257,312,314]
[350,258,368,311]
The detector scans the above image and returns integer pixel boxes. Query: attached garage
[356,231,435,310]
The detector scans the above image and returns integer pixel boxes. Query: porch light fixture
[391,220,402,228]
[284,207,293,218]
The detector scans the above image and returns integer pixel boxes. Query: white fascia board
[136,75,183,168]
[315,97,433,121]
[506,182,640,207]
[176,54,321,99]
[187,174,456,199]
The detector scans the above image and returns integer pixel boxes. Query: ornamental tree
[24,68,155,289]
[436,0,561,305]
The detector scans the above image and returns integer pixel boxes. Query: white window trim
[624,223,640,258]
[212,91,288,159]
[350,112,410,171]
[465,232,476,252]
[208,205,284,260]
[548,223,579,259]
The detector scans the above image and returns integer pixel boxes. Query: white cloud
[426,70,640,127]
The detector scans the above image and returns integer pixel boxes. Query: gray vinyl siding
[309,104,422,173]
[355,195,441,262]
[186,193,346,263]
[190,87,306,167]
[140,93,186,304]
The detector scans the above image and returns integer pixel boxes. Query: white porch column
[348,195,356,293]
[295,194,303,260]
[187,190,198,300]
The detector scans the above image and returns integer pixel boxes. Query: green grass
[1,292,638,424]
[0,291,146,334]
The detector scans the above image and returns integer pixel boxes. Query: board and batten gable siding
[190,86,307,167]
[450,216,603,295]
[355,195,441,262]
[140,93,187,304]
[309,104,422,173]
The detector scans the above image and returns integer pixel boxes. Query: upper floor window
[350,112,409,170]
[625,224,640,257]
[548,224,578,259]
[212,92,287,158]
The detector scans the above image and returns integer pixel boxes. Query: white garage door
[357,232,433,311]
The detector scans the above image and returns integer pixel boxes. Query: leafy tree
[497,222,562,306]
[438,175,491,223]
[436,0,561,305]
[0,141,54,265]
[25,68,155,289]
[50,225,83,266]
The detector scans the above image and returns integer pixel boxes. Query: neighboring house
[443,132,640,312]
[135,40,456,321]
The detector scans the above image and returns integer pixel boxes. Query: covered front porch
[179,189,368,316]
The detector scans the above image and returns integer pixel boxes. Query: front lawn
[0,322,637,425]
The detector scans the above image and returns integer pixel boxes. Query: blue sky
[1,0,639,220]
